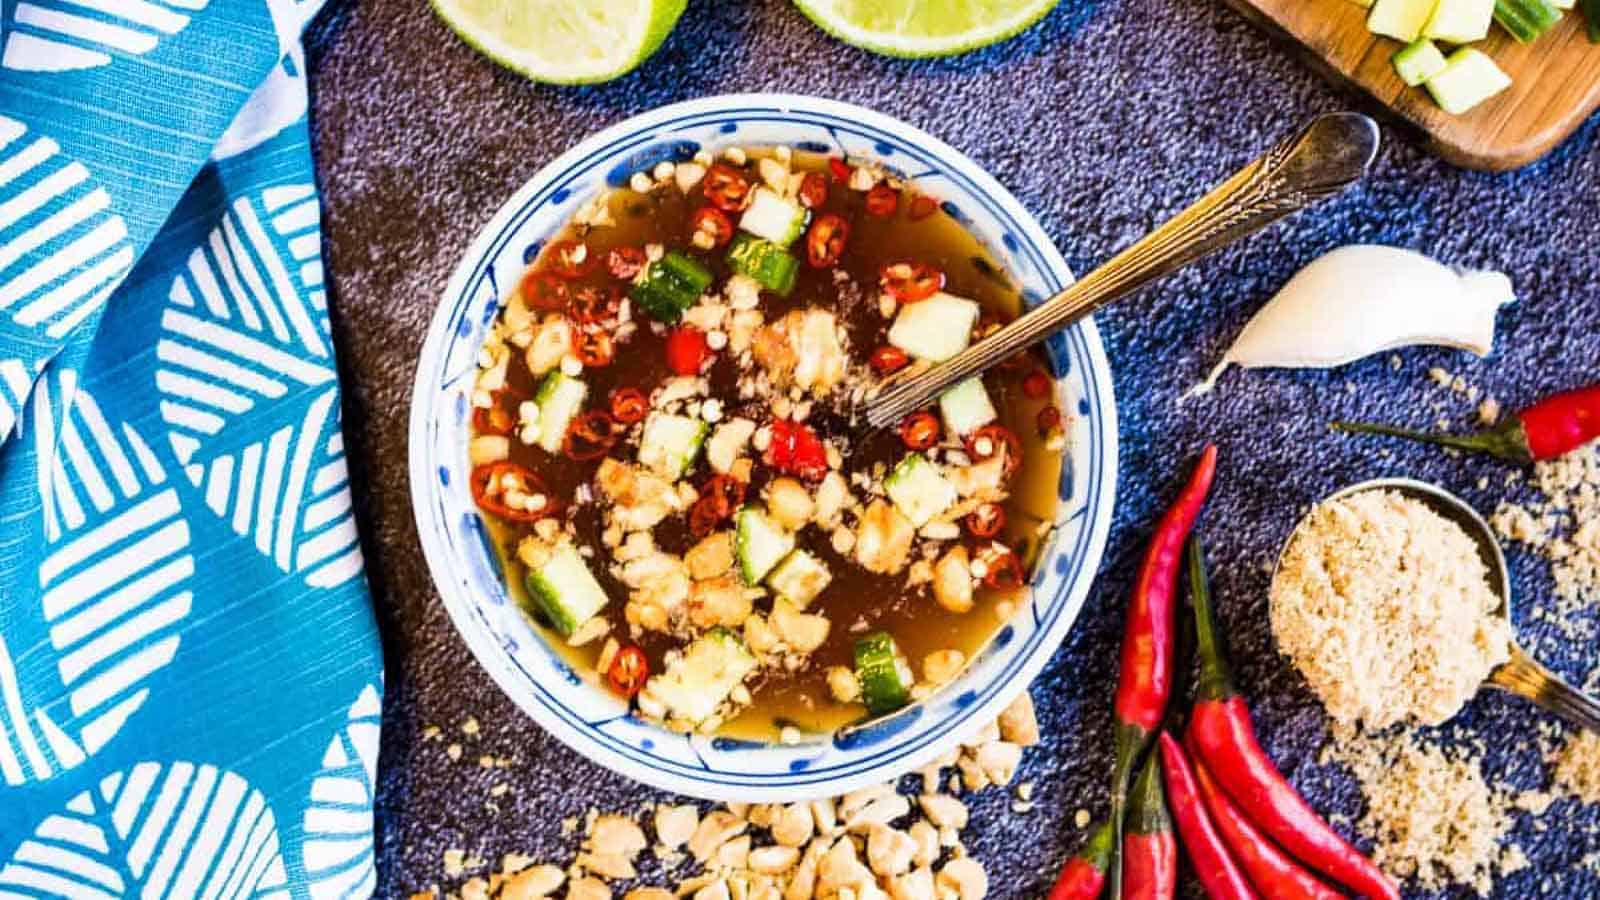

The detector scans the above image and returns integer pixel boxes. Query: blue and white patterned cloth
[0,0,383,897]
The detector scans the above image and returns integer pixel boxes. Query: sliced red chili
[909,195,940,221]
[690,206,735,248]
[1038,404,1063,437]
[982,548,1025,590]
[568,284,620,325]
[898,411,940,451]
[805,214,850,269]
[797,172,829,209]
[869,345,909,376]
[472,393,519,436]
[689,496,726,538]
[766,419,829,482]
[1023,369,1052,400]
[965,425,1023,479]
[828,157,851,182]
[666,326,712,375]
[547,240,596,279]
[609,387,648,424]
[607,645,649,698]
[702,163,752,212]
[469,462,559,523]
[879,261,944,304]
[571,326,614,367]
[563,409,619,460]
[864,184,899,217]
[966,502,1006,538]
[520,271,570,311]
[606,246,646,281]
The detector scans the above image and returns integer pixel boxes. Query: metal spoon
[863,112,1381,431]
[1282,477,1600,732]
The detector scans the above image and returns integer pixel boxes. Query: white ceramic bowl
[409,94,1118,801]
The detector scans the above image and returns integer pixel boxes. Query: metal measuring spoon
[1278,477,1600,732]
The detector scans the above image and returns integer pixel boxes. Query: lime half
[432,0,688,85]
[792,0,1059,58]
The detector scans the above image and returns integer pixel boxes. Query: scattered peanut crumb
[1554,730,1600,805]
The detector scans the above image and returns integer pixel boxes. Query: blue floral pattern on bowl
[408,94,1119,801]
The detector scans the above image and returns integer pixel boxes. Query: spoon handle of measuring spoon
[863,111,1381,432]
[1490,645,1600,733]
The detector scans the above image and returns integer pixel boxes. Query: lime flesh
[792,0,1060,58]
[432,0,688,84]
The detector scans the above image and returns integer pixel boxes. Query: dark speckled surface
[303,1,1600,896]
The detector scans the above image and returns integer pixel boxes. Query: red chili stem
[1122,754,1176,900]
[1049,819,1115,900]
[1189,743,1344,900]
[1185,536,1399,900]
[1332,382,1600,463]
[1157,732,1259,900]
[1109,444,1218,900]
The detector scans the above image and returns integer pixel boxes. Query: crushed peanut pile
[1271,489,1511,729]
[1554,729,1600,806]
[413,692,1041,900]
[1323,724,1529,897]
[1491,439,1600,641]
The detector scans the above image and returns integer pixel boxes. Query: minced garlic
[1271,489,1510,728]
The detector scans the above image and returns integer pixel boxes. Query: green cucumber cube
[642,628,756,726]
[736,505,795,585]
[938,377,998,437]
[884,454,957,528]
[1423,0,1494,42]
[533,371,587,454]
[887,292,981,363]
[638,412,707,480]
[1369,0,1441,41]
[523,544,610,637]
[1425,48,1511,114]
[1393,39,1449,86]
[766,549,833,608]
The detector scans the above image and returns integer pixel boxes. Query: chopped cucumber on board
[736,505,795,585]
[533,371,587,453]
[637,412,707,480]
[523,543,610,637]
[887,292,981,362]
[1424,0,1495,42]
[766,549,833,608]
[1369,0,1441,42]
[1394,38,1449,85]
[641,627,756,726]
[739,188,808,247]
[1494,0,1562,40]
[1425,47,1513,113]
[854,632,912,715]
[727,234,800,296]
[938,377,998,437]
[885,454,958,528]
[632,251,712,323]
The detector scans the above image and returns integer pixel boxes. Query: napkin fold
[0,0,384,896]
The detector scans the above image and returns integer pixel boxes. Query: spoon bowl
[1278,477,1600,732]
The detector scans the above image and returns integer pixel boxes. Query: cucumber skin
[736,506,794,586]
[632,251,712,323]
[1393,39,1447,86]
[854,632,910,715]
[727,235,799,296]
[1494,0,1560,40]
[1586,0,1600,40]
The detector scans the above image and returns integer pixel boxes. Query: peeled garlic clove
[1191,245,1514,396]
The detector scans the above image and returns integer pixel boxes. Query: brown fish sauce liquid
[476,150,1066,740]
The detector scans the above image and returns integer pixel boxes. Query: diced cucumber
[739,188,807,247]
[887,292,981,362]
[1393,39,1449,86]
[766,549,833,608]
[727,234,799,296]
[641,627,756,726]
[854,632,912,715]
[533,371,587,453]
[1423,0,1494,41]
[1368,0,1440,41]
[523,543,610,637]
[638,412,708,480]
[1493,0,1562,40]
[938,377,998,437]
[1425,48,1512,114]
[736,505,795,585]
[632,251,712,323]
[884,454,958,528]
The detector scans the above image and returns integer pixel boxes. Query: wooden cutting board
[1222,0,1600,170]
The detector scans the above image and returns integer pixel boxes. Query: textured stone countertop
[304,0,1600,895]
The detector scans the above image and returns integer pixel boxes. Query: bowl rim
[408,92,1119,800]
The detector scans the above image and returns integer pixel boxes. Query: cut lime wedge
[792,0,1059,58]
[431,0,687,85]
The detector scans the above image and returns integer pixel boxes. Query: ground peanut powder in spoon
[1270,489,1511,729]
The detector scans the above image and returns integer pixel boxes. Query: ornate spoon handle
[863,112,1381,431]
[1489,643,1600,732]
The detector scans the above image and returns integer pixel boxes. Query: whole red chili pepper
[1122,754,1177,900]
[1157,732,1259,900]
[1109,444,1218,899]
[1048,820,1115,900]
[1189,743,1344,900]
[1184,536,1399,900]
[1332,382,1600,463]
